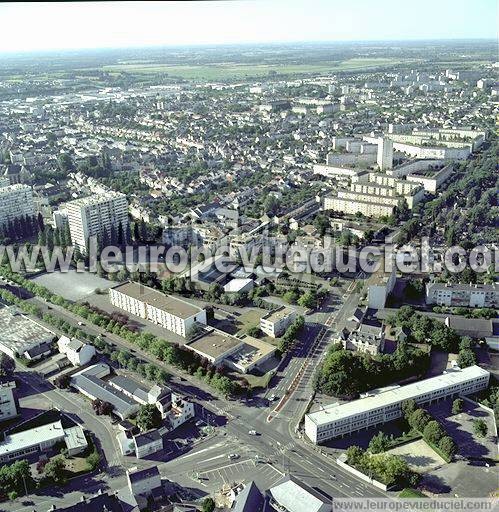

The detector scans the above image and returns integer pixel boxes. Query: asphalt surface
[0,274,395,511]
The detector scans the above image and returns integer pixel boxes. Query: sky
[0,0,496,54]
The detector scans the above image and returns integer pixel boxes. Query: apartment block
[65,191,128,253]
[305,365,489,444]
[109,281,207,338]
[0,184,35,227]
[426,282,498,308]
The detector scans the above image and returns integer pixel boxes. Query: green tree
[136,404,162,432]
[44,455,67,484]
[409,409,431,433]
[368,431,390,454]
[472,419,488,438]
[346,445,365,467]
[0,353,15,377]
[451,398,463,415]
[423,420,445,445]
[401,399,417,420]
[202,497,216,512]
[438,436,457,459]
[457,348,477,368]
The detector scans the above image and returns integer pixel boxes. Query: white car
[228,453,239,460]
[248,430,257,436]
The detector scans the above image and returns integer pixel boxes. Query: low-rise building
[339,322,385,355]
[57,335,96,366]
[260,307,297,338]
[133,429,164,459]
[426,282,498,308]
[0,307,55,359]
[0,379,18,423]
[0,419,87,463]
[305,365,489,444]
[185,329,276,373]
[109,282,207,338]
[70,364,139,420]
[267,475,331,512]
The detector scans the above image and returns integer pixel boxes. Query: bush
[451,398,463,415]
[86,450,100,471]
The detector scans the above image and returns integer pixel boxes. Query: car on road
[248,430,258,435]
[269,394,278,401]
[78,321,84,326]
[195,420,204,427]
[228,453,239,460]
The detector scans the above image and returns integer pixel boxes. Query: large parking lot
[31,270,116,301]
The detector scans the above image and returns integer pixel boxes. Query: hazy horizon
[0,0,496,54]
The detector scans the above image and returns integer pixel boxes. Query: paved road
[1,273,394,510]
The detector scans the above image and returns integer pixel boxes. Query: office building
[0,184,35,228]
[426,282,498,308]
[305,365,489,444]
[109,282,207,338]
[65,191,128,253]
[260,307,297,338]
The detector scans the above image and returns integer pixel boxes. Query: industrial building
[0,306,55,359]
[305,365,489,444]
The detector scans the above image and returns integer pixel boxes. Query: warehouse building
[305,365,489,444]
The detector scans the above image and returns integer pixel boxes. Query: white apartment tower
[0,184,35,227]
[65,192,128,253]
[377,137,394,171]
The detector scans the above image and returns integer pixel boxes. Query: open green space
[99,57,408,80]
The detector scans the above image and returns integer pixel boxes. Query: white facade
[65,191,128,253]
[0,380,18,423]
[109,282,207,338]
[57,335,96,366]
[0,420,87,463]
[260,307,297,338]
[377,137,393,170]
[367,265,396,309]
[426,282,498,308]
[0,184,35,227]
[305,366,490,444]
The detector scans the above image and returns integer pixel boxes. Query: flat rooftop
[112,282,201,319]
[262,307,295,323]
[0,306,54,354]
[307,365,489,427]
[187,330,242,359]
[0,420,64,457]
[225,336,276,370]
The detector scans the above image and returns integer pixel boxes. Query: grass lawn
[99,58,407,80]
[64,457,92,476]
[399,488,428,498]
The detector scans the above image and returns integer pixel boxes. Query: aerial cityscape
[0,1,497,511]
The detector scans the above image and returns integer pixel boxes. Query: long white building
[65,191,128,253]
[0,184,35,228]
[305,365,489,444]
[426,282,498,308]
[109,281,207,338]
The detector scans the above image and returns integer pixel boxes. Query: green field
[100,57,407,80]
